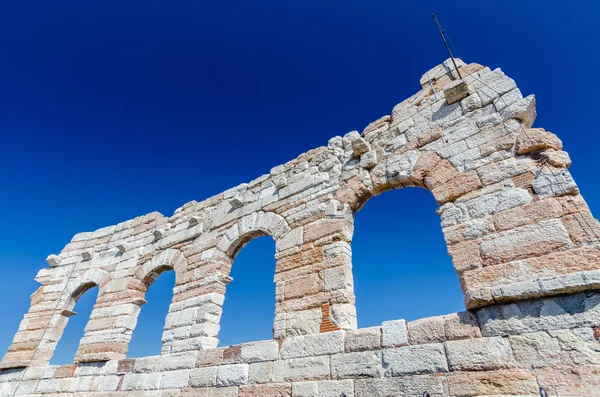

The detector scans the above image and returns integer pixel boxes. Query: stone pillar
[274,218,356,339]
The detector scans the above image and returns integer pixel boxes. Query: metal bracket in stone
[81,250,92,261]
[116,243,128,254]
[46,254,60,267]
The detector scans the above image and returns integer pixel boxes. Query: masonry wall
[1,59,599,396]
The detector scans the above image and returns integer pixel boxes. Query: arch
[62,268,108,310]
[133,248,188,290]
[351,186,464,327]
[216,211,291,258]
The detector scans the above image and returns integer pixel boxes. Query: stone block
[382,344,448,376]
[277,356,330,382]
[445,336,515,371]
[448,368,538,396]
[240,383,292,397]
[247,361,275,384]
[344,327,381,352]
[240,340,279,363]
[160,369,190,389]
[216,364,249,387]
[444,311,482,340]
[478,219,572,265]
[516,127,562,155]
[331,350,382,379]
[280,331,344,359]
[189,366,218,387]
[381,319,408,347]
[317,380,355,397]
[355,376,447,397]
[408,315,447,344]
[533,169,579,197]
[444,79,470,105]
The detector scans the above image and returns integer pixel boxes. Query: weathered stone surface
[216,364,249,387]
[444,79,470,105]
[445,336,515,371]
[478,219,572,265]
[280,331,344,359]
[355,376,447,397]
[277,356,330,382]
[331,351,382,379]
[381,320,408,347]
[448,368,539,396]
[407,316,447,344]
[344,327,381,352]
[2,58,599,397]
[383,344,448,376]
[516,127,562,154]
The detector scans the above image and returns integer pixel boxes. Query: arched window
[127,269,174,357]
[353,187,464,327]
[50,285,98,365]
[218,235,276,346]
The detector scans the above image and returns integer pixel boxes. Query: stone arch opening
[127,268,175,357]
[50,283,99,365]
[352,186,464,327]
[219,235,276,346]
[126,249,188,355]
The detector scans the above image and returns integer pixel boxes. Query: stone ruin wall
[1,59,599,397]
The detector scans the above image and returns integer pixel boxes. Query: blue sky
[1,1,599,364]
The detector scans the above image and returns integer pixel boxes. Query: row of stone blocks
[2,291,599,396]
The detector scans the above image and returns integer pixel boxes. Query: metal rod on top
[432,13,462,79]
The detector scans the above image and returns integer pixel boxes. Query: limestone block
[381,319,408,347]
[330,350,382,379]
[408,316,447,344]
[292,381,318,397]
[545,150,572,168]
[478,219,572,265]
[277,356,330,382]
[493,87,523,112]
[501,94,536,127]
[316,380,355,397]
[323,266,352,292]
[247,361,275,384]
[509,331,562,368]
[121,373,161,391]
[240,340,279,363]
[476,291,600,337]
[516,127,562,155]
[461,91,482,112]
[355,376,447,397]
[160,369,190,389]
[189,366,218,387]
[473,68,517,106]
[532,169,579,197]
[386,150,420,186]
[330,303,357,330]
[216,363,249,387]
[382,344,448,376]
[359,150,377,169]
[240,383,292,396]
[444,311,482,340]
[445,336,515,371]
[344,327,381,352]
[280,331,344,359]
[447,368,539,396]
[444,79,470,105]
[46,254,60,267]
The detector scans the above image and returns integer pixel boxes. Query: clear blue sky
[1,1,599,365]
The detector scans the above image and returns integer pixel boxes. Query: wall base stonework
[2,59,600,396]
